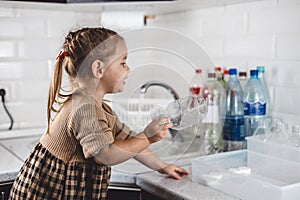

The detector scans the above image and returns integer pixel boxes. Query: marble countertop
[136,165,239,200]
[0,128,239,199]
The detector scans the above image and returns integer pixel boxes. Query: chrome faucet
[140,81,180,100]
[139,81,184,142]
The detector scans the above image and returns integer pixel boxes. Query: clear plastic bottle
[215,66,226,88]
[243,69,268,137]
[223,68,229,83]
[201,72,226,154]
[238,70,248,90]
[189,68,204,96]
[222,68,246,151]
[257,66,272,121]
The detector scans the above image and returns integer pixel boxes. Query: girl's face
[100,41,130,94]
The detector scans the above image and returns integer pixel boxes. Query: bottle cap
[250,69,258,77]
[215,66,222,72]
[257,66,265,72]
[195,69,202,74]
[229,68,237,75]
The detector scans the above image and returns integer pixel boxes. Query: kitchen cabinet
[107,183,142,200]
[107,183,163,200]
[141,189,163,200]
[0,181,13,200]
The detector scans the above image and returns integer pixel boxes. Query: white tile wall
[1,0,300,130]
[0,41,15,57]
[0,5,102,131]
[147,0,300,125]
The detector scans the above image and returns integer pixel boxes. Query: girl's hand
[144,117,173,144]
[158,164,189,180]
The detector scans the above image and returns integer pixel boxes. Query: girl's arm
[92,132,150,166]
[134,149,189,180]
[92,118,173,166]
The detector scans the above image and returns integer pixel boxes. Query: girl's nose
[126,64,130,72]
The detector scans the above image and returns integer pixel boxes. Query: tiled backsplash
[147,0,300,125]
[0,0,300,130]
[0,6,102,130]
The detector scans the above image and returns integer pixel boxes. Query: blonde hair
[47,27,123,134]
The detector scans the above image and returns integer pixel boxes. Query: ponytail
[46,58,64,134]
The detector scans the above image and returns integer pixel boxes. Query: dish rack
[107,98,171,132]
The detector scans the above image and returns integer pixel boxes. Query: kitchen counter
[136,168,239,200]
[0,128,239,200]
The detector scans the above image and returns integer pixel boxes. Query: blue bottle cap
[250,69,258,77]
[257,66,265,72]
[229,68,237,75]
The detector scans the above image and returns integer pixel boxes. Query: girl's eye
[121,63,127,67]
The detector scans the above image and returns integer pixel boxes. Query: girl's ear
[91,60,104,79]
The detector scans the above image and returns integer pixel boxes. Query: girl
[9,27,189,200]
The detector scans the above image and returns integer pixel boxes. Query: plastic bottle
[189,68,206,136]
[257,66,272,121]
[189,68,204,96]
[222,68,246,151]
[223,68,229,83]
[215,66,226,88]
[238,70,248,90]
[201,72,226,154]
[243,69,268,137]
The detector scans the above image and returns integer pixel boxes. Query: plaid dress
[9,143,111,200]
[9,91,134,200]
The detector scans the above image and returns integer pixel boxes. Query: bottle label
[222,115,246,141]
[244,101,266,116]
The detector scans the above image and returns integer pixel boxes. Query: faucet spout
[139,81,180,100]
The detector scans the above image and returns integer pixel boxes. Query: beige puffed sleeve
[70,102,114,158]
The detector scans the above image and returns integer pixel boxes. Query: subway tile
[0,20,24,37]
[17,80,49,101]
[198,38,223,59]
[46,18,80,38]
[21,61,49,80]
[75,12,102,27]
[0,41,15,57]
[0,61,49,80]
[202,13,246,36]
[249,6,300,34]
[19,17,47,38]
[268,61,300,88]
[7,101,47,128]
[18,39,61,59]
[0,81,22,103]
[276,35,300,60]
[192,6,224,16]
[17,8,75,19]
[0,62,23,79]
[0,8,16,18]
[224,36,274,59]
[277,0,300,7]
[273,86,300,115]
[224,0,276,13]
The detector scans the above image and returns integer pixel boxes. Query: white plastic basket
[246,135,300,163]
[107,99,171,132]
[191,150,300,200]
